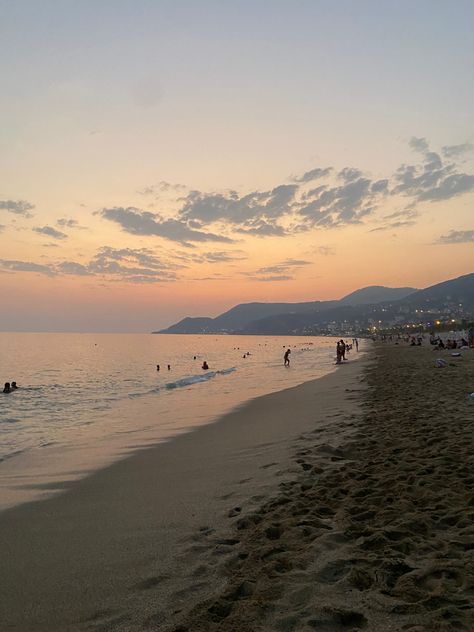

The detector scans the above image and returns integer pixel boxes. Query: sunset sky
[1,0,473,332]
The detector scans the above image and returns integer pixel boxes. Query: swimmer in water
[11,382,18,390]
[156,364,160,371]
[3,382,11,393]
[202,361,209,370]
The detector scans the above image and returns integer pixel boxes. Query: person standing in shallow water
[284,348,291,366]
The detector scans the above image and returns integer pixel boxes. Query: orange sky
[1,2,473,331]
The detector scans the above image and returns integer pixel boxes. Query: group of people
[157,359,210,371]
[430,336,469,350]
[3,381,18,393]
[336,339,349,364]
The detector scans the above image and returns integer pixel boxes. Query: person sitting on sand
[202,361,209,370]
[284,348,291,366]
[3,382,11,393]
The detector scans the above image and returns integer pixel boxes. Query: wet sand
[2,344,474,631]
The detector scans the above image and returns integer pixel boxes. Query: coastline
[0,352,368,631]
[0,333,346,512]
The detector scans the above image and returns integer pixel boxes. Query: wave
[128,367,236,399]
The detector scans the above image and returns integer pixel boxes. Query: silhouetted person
[11,382,18,390]
[339,340,346,360]
[202,361,209,370]
[3,382,11,393]
[167,364,171,370]
[156,364,160,371]
[284,348,291,366]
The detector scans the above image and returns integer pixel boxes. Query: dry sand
[1,344,474,631]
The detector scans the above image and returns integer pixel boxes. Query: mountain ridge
[155,284,418,334]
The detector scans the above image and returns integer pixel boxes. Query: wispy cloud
[0,247,181,283]
[254,274,293,282]
[292,167,332,183]
[392,136,474,202]
[255,257,311,277]
[441,142,474,159]
[438,229,474,244]
[138,181,187,196]
[33,226,68,240]
[370,208,419,232]
[0,259,55,276]
[0,199,34,217]
[99,207,234,245]
[316,246,335,256]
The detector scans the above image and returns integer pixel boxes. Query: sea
[0,333,363,509]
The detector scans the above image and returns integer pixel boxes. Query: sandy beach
[1,344,474,631]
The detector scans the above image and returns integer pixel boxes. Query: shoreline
[0,352,368,631]
[0,341,356,512]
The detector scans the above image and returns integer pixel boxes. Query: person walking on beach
[284,348,291,366]
[339,340,346,360]
[336,342,342,364]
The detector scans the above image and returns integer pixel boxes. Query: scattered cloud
[255,258,311,276]
[179,184,297,230]
[409,136,430,153]
[316,246,335,256]
[201,251,246,263]
[138,181,187,196]
[56,218,87,230]
[56,261,91,275]
[297,176,384,228]
[0,259,55,275]
[441,142,474,159]
[255,274,293,282]
[99,207,234,245]
[33,226,68,240]
[438,229,474,244]
[0,199,34,217]
[392,136,474,202]
[338,167,363,182]
[87,246,179,281]
[370,207,419,232]
[0,247,180,283]
[292,167,332,183]
[57,218,78,228]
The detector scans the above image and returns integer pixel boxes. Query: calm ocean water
[0,333,362,508]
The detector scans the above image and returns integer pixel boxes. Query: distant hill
[157,301,335,334]
[339,286,416,305]
[238,273,474,335]
[402,273,474,310]
[155,284,418,334]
